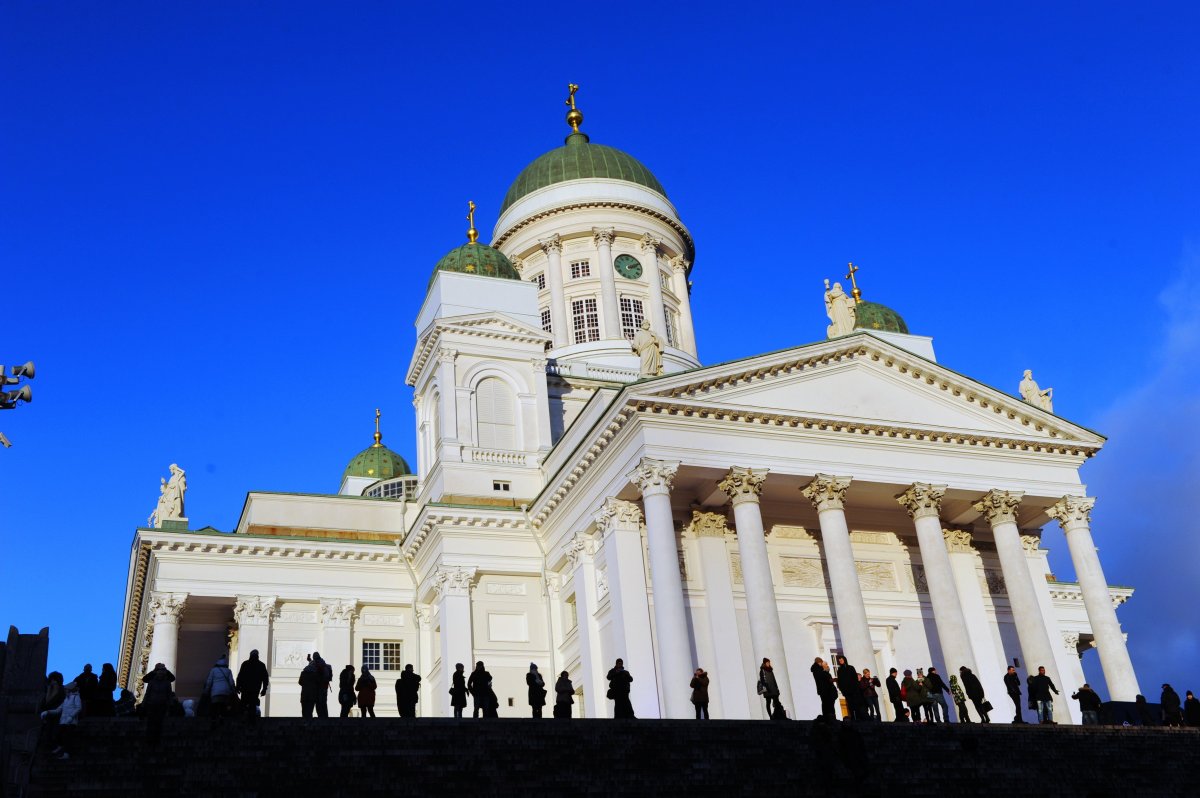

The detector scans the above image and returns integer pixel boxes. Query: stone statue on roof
[632,320,663,377]
[150,464,187,528]
[824,279,857,338]
[1019,370,1053,412]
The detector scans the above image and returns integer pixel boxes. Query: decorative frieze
[730,552,743,585]
[718,466,769,506]
[275,610,318,624]
[909,564,928,593]
[857,561,899,592]
[849,531,895,545]
[973,489,1024,526]
[360,614,405,627]
[274,640,317,669]
[780,557,827,589]
[486,582,527,596]
[773,525,813,540]
[800,474,853,512]
[896,482,947,521]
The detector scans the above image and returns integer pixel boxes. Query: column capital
[942,527,976,554]
[544,572,563,596]
[436,347,458,365]
[531,356,548,373]
[566,531,600,568]
[627,457,679,498]
[638,233,660,255]
[595,497,643,534]
[433,567,477,599]
[686,510,730,538]
[895,482,947,521]
[510,255,525,275]
[718,466,769,506]
[1047,495,1095,531]
[319,597,358,628]
[1020,533,1042,553]
[972,489,1024,526]
[234,595,277,627]
[539,233,562,255]
[800,474,853,512]
[669,255,690,274]
[415,604,433,630]
[592,226,615,246]
[148,592,188,624]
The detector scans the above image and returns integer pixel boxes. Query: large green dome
[430,242,521,286]
[500,132,667,215]
[344,443,411,481]
[855,301,909,334]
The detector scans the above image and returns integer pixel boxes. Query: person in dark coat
[902,670,925,722]
[554,671,574,719]
[40,672,66,715]
[926,667,950,723]
[958,666,990,723]
[835,655,866,721]
[203,657,238,720]
[607,658,635,719]
[92,663,118,717]
[395,664,421,718]
[759,658,784,719]
[235,649,270,720]
[1184,690,1200,727]
[298,655,321,718]
[468,662,493,719]
[114,688,136,717]
[1004,665,1025,723]
[1135,694,1154,725]
[526,664,547,718]
[811,658,838,722]
[885,668,905,722]
[73,664,100,717]
[1072,683,1103,725]
[311,652,333,718]
[449,663,468,718]
[1161,684,1183,727]
[141,663,176,744]
[356,667,377,718]
[690,668,710,720]
[338,665,357,717]
[1029,666,1059,724]
[859,669,881,721]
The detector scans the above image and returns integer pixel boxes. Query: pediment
[638,337,1102,445]
[407,312,550,386]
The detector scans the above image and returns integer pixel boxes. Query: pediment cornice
[407,313,551,386]
[402,507,527,562]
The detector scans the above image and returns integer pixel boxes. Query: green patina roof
[854,301,909,334]
[344,444,411,481]
[500,132,667,214]
[430,242,521,286]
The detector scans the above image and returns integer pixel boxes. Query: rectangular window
[540,308,552,334]
[362,641,403,672]
[619,296,644,341]
[572,297,600,344]
[493,480,511,492]
[570,260,591,279]
[664,308,676,347]
[660,273,671,292]
[534,274,546,291]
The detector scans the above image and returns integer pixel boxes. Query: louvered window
[476,378,517,450]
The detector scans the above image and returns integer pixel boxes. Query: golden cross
[373,408,382,446]
[565,83,579,110]
[845,262,862,304]
[466,200,478,243]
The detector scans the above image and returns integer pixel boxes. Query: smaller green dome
[854,301,909,334]
[430,242,521,287]
[344,444,411,481]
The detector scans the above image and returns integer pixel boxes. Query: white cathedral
[118,90,1140,723]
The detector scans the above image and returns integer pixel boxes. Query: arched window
[475,378,517,450]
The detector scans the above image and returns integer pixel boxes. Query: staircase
[26,718,1198,797]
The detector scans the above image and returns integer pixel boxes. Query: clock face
[614,254,643,279]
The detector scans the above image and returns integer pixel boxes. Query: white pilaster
[973,490,1069,719]
[416,605,434,717]
[541,234,568,348]
[436,348,459,458]
[435,567,476,715]
[800,475,877,674]
[593,227,621,339]
[530,357,552,453]
[896,484,979,686]
[639,235,667,340]
[1047,495,1140,701]
[597,497,661,719]
[146,592,188,675]
[234,595,276,715]
[626,457,693,719]
[669,256,697,356]
[567,532,607,717]
[689,511,752,719]
[718,467,794,714]
[319,598,357,673]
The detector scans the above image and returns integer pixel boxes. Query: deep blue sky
[3,2,1197,702]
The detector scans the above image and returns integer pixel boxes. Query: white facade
[119,117,1139,723]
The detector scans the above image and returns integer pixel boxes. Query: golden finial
[466,200,478,244]
[372,407,383,447]
[565,83,583,133]
[845,262,863,304]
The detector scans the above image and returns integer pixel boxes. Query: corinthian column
[719,467,793,714]
[627,457,693,718]
[974,490,1066,710]
[319,598,358,679]
[596,497,659,718]
[540,234,568,348]
[800,475,876,673]
[146,592,188,675]
[688,511,751,718]
[593,227,621,339]
[1047,496,1141,700]
[640,235,667,340]
[435,567,476,715]
[669,256,696,356]
[896,484,978,686]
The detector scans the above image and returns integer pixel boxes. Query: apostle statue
[1018,369,1053,412]
[150,464,187,527]
[824,279,857,338]
[632,320,663,377]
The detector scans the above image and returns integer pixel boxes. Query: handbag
[981,701,993,713]
[606,688,614,699]
[756,679,766,696]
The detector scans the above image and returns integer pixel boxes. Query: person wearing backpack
[203,657,238,720]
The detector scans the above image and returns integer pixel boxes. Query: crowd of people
[35,651,1200,760]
